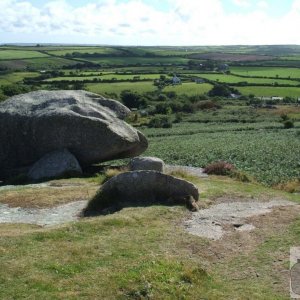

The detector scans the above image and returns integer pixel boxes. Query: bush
[195,100,221,110]
[174,112,184,123]
[1,84,32,97]
[120,90,147,109]
[148,116,172,128]
[283,120,294,129]
[155,102,172,114]
[204,161,235,175]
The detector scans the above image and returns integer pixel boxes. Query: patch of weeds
[166,170,198,183]
[230,169,252,183]
[44,262,87,278]
[275,179,300,193]
[204,161,235,175]
[119,260,216,299]
[104,166,129,182]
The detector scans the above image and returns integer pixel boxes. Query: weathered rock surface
[28,148,82,180]
[84,170,199,215]
[129,156,165,172]
[0,90,148,178]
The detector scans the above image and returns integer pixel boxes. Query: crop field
[142,125,300,185]
[82,56,190,65]
[193,73,296,85]
[86,81,157,96]
[0,57,78,70]
[46,47,123,56]
[0,50,49,60]
[0,72,39,86]
[231,66,300,78]
[236,86,300,97]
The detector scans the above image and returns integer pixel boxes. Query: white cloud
[232,0,251,8]
[0,0,300,45]
[257,1,269,10]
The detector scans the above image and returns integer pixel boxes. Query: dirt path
[184,198,298,240]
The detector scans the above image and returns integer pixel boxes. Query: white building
[172,75,181,85]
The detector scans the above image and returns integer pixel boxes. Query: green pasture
[236,86,300,97]
[0,72,39,86]
[0,50,49,60]
[46,73,170,82]
[86,81,156,96]
[82,56,189,65]
[194,73,296,85]
[163,83,213,96]
[0,57,78,70]
[231,66,300,78]
[46,47,123,56]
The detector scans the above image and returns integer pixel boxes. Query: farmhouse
[172,75,181,85]
[194,78,205,84]
[217,64,229,72]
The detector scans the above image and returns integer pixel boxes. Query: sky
[0,0,300,45]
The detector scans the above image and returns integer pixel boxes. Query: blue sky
[0,0,300,45]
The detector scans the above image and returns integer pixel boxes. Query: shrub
[174,112,184,123]
[283,120,294,129]
[148,116,172,128]
[204,161,235,175]
[275,179,300,193]
[280,114,289,121]
[195,100,221,110]
[120,90,147,109]
[1,84,32,97]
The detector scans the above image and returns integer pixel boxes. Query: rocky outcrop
[83,170,199,215]
[0,90,148,179]
[28,149,82,181]
[129,156,165,172]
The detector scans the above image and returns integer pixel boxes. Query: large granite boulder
[28,148,82,181]
[129,156,165,172]
[0,90,148,179]
[83,170,199,215]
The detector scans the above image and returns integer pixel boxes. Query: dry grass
[104,166,129,181]
[275,179,300,193]
[0,180,98,208]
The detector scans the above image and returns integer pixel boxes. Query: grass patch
[0,175,299,299]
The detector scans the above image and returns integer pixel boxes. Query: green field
[194,73,296,85]
[46,47,123,56]
[0,72,39,85]
[0,57,79,70]
[46,73,170,82]
[82,56,190,65]
[86,81,157,96]
[0,50,49,60]
[236,86,300,97]
[163,83,213,96]
[231,66,300,78]
[142,124,300,185]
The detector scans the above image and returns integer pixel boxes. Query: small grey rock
[28,149,82,180]
[129,156,165,172]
